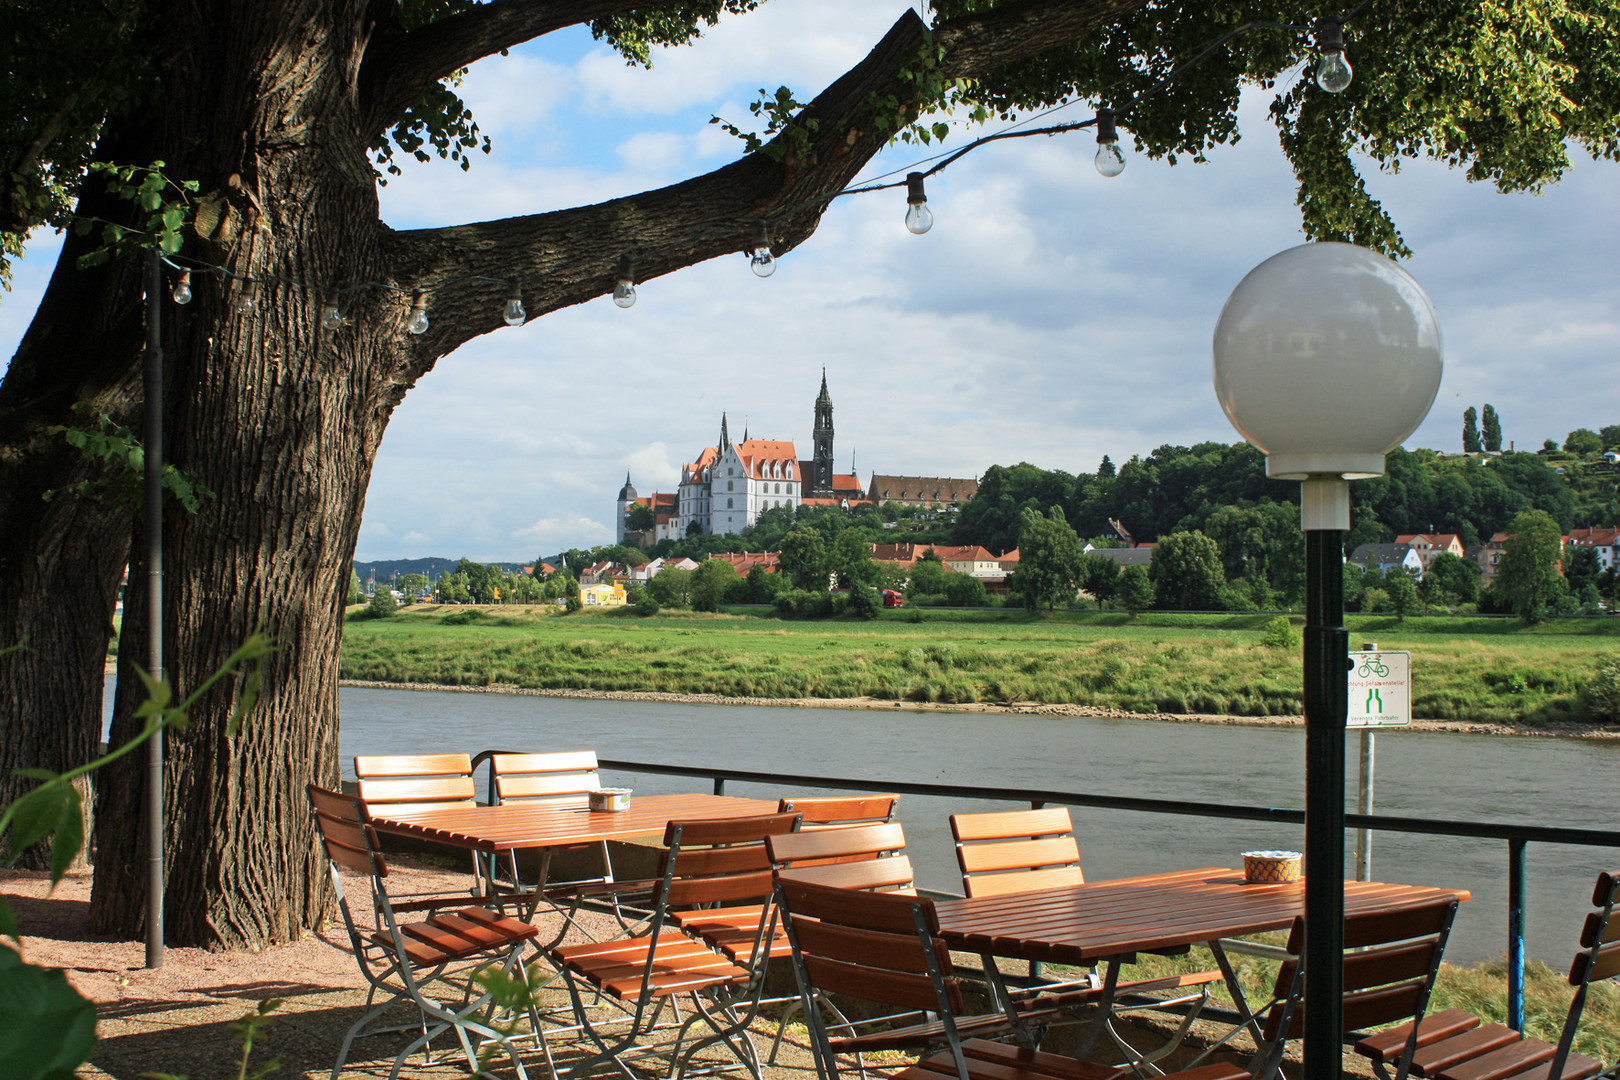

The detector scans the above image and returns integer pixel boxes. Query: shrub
[363,589,397,618]
[1261,615,1301,650]
[633,593,661,616]
[1581,654,1620,722]
[564,593,582,613]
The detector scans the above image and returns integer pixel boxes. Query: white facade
[710,439,800,536]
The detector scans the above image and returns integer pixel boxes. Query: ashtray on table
[588,788,633,812]
[1242,850,1301,884]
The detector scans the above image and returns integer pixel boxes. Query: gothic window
[774,483,780,494]
[727,499,733,508]
[727,481,734,492]
[786,464,793,479]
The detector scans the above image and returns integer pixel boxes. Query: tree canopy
[3,0,1619,952]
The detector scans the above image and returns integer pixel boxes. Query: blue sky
[3,1,1617,561]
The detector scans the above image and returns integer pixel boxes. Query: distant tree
[1462,407,1481,454]
[744,565,786,604]
[1076,553,1121,609]
[647,565,693,609]
[435,570,471,604]
[398,572,430,599]
[365,587,397,618]
[346,568,362,606]
[828,530,879,589]
[1482,404,1503,452]
[1542,439,1560,455]
[1601,424,1620,451]
[777,526,829,592]
[1563,544,1603,598]
[1117,565,1155,615]
[943,573,989,608]
[625,503,657,532]
[1426,552,1481,606]
[1010,507,1081,612]
[1490,509,1568,623]
[1097,455,1116,478]
[1149,531,1226,611]
[847,583,882,620]
[907,549,954,597]
[1564,428,1603,455]
[690,558,738,612]
[1383,569,1421,621]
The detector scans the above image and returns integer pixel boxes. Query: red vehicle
[881,589,904,608]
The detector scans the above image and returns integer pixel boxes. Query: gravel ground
[5,858,1330,1080]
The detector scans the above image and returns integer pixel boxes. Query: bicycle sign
[1347,650,1410,728]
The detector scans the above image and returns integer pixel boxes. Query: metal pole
[142,250,165,969]
[1507,837,1527,1031]
[1355,641,1377,882]
[1303,525,1347,1077]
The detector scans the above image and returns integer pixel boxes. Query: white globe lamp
[1211,240,1441,1078]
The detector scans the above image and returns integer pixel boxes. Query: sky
[2,1,1617,562]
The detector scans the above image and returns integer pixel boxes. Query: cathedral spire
[811,371,834,498]
[720,412,730,452]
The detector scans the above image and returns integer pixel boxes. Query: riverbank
[339,678,1620,739]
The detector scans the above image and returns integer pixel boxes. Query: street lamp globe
[1212,241,1442,525]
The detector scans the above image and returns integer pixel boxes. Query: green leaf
[46,787,84,884]
[0,896,18,942]
[0,946,98,1080]
[4,782,78,869]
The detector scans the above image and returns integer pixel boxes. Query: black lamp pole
[142,249,165,969]
[1303,523,1348,1073]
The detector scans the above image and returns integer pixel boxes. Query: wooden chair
[1354,870,1619,1080]
[950,807,1085,898]
[1216,897,1460,1080]
[778,793,900,828]
[490,751,647,937]
[306,784,545,1080]
[950,807,1223,1068]
[552,811,800,1080]
[353,752,486,888]
[773,875,1247,1080]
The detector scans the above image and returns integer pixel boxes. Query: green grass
[339,605,1620,727]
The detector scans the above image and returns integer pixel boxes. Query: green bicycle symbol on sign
[1357,655,1390,678]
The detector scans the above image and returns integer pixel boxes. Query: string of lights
[148,7,1366,329]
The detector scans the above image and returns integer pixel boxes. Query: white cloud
[514,512,611,545]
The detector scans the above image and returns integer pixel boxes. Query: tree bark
[0,0,1144,947]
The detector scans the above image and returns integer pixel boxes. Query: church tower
[811,369,834,497]
[615,472,638,543]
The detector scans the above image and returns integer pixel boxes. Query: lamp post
[1212,242,1441,1076]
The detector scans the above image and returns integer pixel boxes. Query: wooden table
[934,866,1469,964]
[367,792,780,854]
[934,866,1470,1065]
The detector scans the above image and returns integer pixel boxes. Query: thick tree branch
[359,0,650,139]
[382,0,1146,378]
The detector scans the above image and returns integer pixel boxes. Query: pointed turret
[720,413,731,452]
[811,371,834,497]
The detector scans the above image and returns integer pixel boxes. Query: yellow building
[580,583,627,607]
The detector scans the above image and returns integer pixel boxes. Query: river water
[332,685,1620,967]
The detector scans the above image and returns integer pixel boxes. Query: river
[331,685,1620,967]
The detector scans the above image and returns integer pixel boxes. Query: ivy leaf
[3,781,79,869]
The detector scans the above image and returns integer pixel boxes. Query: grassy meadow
[340,605,1620,727]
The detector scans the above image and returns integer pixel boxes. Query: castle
[618,373,865,541]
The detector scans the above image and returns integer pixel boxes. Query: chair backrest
[658,812,803,911]
[1549,869,1620,1078]
[778,794,899,827]
[308,784,388,956]
[767,822,916,892]
[353,753,476,815]
[949,806,1084,898]
[774,875,968,1078]
[1259,898,1458,1080]
[491,751,602,808]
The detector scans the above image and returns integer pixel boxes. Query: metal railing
[571,755,1620,1032]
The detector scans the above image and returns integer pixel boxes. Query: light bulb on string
[904,172,934,235]
[613,256,637,309]
[321,290,345,330]
[1094,107,1126,178]
[171,270,193,305]
[503,280,526,325]
[749,221,776,278]
[407,290,430,334]
[1315,17,1353,92]
[235,281,257,315]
